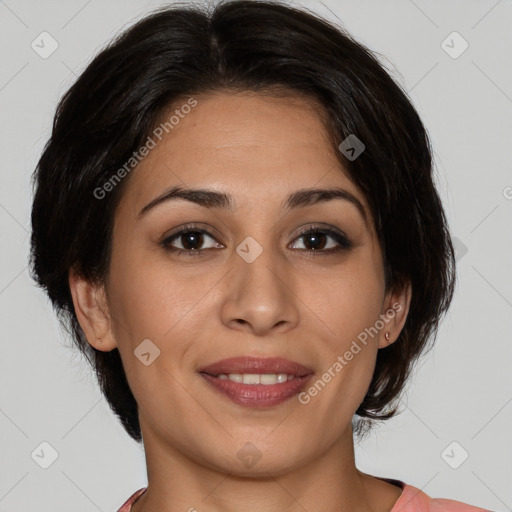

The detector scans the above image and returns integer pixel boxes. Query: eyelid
[163,222,223,241]
[294,223,346,238]
[163,222,347,240]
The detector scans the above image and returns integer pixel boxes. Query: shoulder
[117,488,147,512]
[393,483,493,512]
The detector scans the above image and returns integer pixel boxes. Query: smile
[214,373,296,384]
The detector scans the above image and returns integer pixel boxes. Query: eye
[160,223,352,257]
[161,225,223,256]
[289,225,352,255]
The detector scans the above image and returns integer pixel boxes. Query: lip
[200,374,313,408]
[198,356,314,408]
[198,356,314,377]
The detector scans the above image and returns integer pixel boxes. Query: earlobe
[68,268,117,351]
[378,281,412,349]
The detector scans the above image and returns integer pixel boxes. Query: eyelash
[160,223,352,257]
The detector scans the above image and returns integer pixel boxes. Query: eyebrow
[138,185,368,226]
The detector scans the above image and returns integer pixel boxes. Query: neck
[130,420,401,512]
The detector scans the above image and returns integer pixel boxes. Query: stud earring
[385,332,391,343]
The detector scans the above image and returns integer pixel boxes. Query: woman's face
[75,90,408,475]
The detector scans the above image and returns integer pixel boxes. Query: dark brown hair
[29,0,456,442]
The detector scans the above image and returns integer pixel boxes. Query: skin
[69,90,411,512]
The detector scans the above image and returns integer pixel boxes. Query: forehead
[119,91,369,220]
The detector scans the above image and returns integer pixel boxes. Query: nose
[220,245,300,337]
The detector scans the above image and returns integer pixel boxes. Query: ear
[377,280,412,349]
[68,267,117,351]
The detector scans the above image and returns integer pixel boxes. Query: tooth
[221,373,294,384]
[242,374,260,385]
[260,374,278,385]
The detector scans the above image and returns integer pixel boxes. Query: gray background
[0,0,511,510]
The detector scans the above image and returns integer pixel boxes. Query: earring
[385,332,391,343]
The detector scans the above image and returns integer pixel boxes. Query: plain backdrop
[0,0,511,510]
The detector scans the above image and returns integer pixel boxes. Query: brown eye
[173,231,208,251]
[290,227,352,254]
[161,227,222,256]
[160,224,351,258]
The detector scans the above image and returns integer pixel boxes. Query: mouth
[197,356,314,408]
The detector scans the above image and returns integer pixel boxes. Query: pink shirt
[117,479,492,511]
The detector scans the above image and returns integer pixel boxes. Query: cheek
[306,275,383,416]
[320,260,384,341]
[108,252,217,345]
[106,257,204,410]
[319,256,385,399]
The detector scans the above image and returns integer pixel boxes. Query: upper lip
[198,356,314,377]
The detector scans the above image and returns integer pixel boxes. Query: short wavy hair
[29,0,456,442]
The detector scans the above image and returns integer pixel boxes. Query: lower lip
[200,373,313,408]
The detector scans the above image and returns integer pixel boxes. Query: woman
[29,1,492,510]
